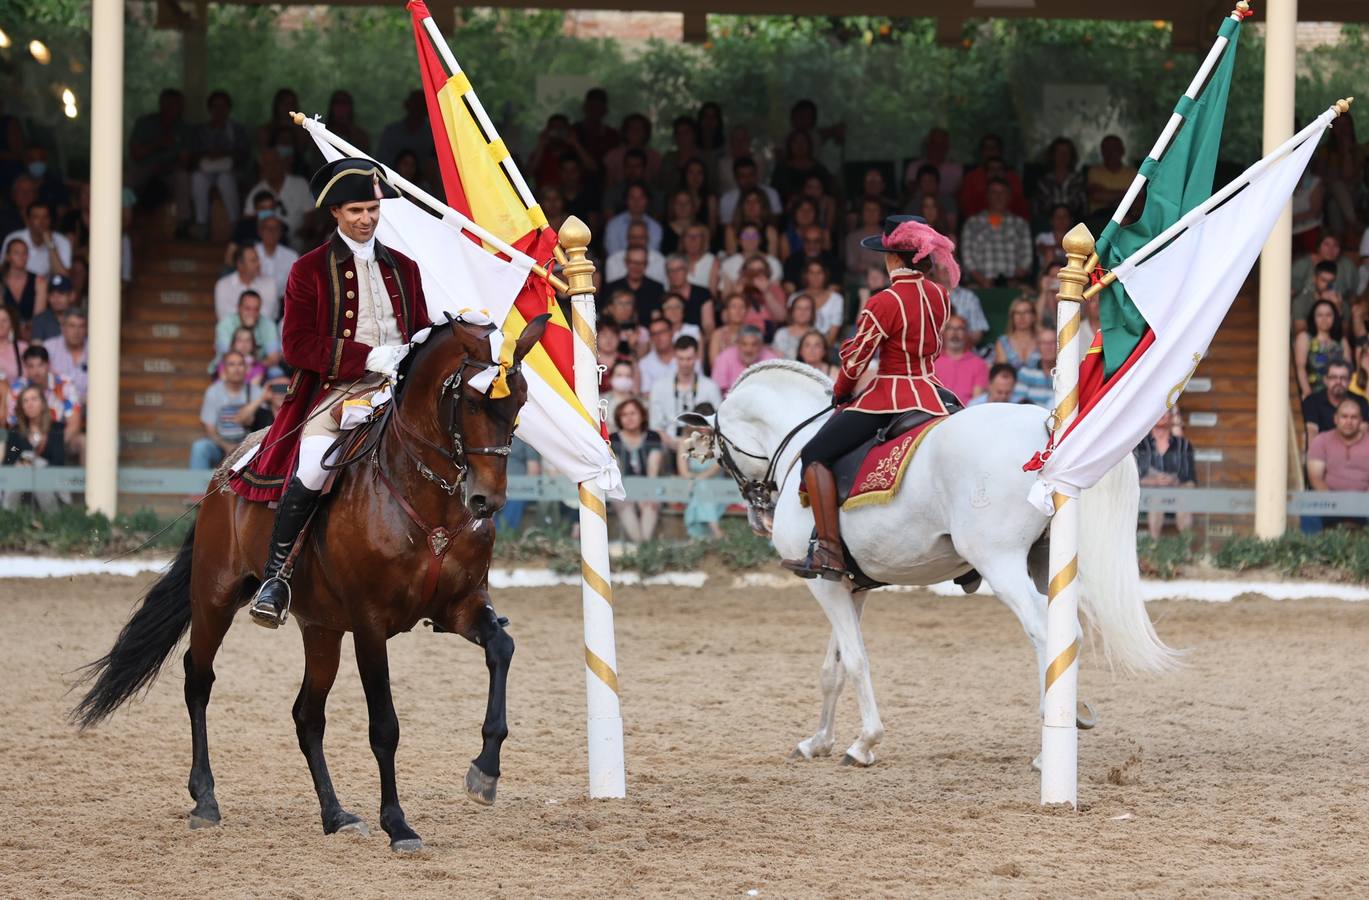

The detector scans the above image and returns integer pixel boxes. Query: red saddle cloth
[841,416,946,510]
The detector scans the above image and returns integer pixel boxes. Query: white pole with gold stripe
[559,216,627,799]
[1040,223,1093,807]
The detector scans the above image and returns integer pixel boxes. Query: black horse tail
[71,521,197,729]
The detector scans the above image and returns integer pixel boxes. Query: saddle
[831,386,964,507]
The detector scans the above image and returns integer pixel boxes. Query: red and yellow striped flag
[408,0,592,427]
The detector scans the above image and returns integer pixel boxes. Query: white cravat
[337,228,376,262]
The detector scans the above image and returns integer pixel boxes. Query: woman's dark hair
[789,197,819,228]
[621,112,652,143]
[798,328,829,359]
[672,115,700,145]
[614,397,649,431]
[1045,136,1079,171]
[679,157,712,196]
[892,251,933,273]
[1307,298,1344,342]
[734,187,773,229]
[696,102,725,151]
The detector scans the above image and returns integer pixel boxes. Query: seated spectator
[229,189,282,252]
[255,214,298,300]
[604,358,640,428]
[662,254,714,335]
[969,363,1020,405]
[602,247,665,323]
[1034,204,1073,272]
[856,264,891,313]
[1291,236,1356,327]
[1,237,45,321]
[215,244,278,321]
[678,158,720,236]
[393,149,434,197]
[723,189,782,259]
[2,383,66,512]
[609,397,664,544]
[241,147,312,248]
[771,130,830,205]
[377,90,437,170]
[8,345,81,460]
[903,165,959,233]
[1304,361,1368,448]
[780,197,825,260]
[189,350,255,469]
[214,290,281,373]
[716,126,772,196]
[846,167,898,230]
[603,183,661,256]
[718,227,783,295]
[937,263,987,348]
[902,127,963,204]
[660,293,701,345]
[28,275,72,343]
[1294,299,1351,399]
[325,90,370,153]
[658,188,698,256]
[797,329,837,379]
[735,259,789,331]
[846,197,886,277]
[959,140,1029,221]
[601,149,657,224]
[256,87,313,174]
[656,115,705,199]
[604,220,666,284]
[918,192,954,239]
[1032,137,1088,225]
[602,113,661,188]
[961,179,1033,287]
[782,224,842,292]
[1307,399,1369,529]
[0,306,26,385]
[638,317,679,395]
[573,87,621,164]
[597,322,626,387]
[217,326,268,385]
[712,324,779,395]
[42,308,88,402]
[648,335,722,452]
[1086,134,1137,214]
[189,90,251,240]
[773,293,820,359]
[602,290,649,359]
[792,260,844,344]
[127,87,192,226]
[680,224,719,293]
[1352,342,1369,400]
[1034,263,1066,329]
[3,200,71,278]
[1291,165,1325,253]
[798,172,839,238]
[719,156,782,224]
[934,315,989,404]
[708,293,747,370]
[1135,409,1198,539]
[994,298,1041,369]
[234,371,288,434]
[554,153,601,231]
[1013,327,1056,408]
[677,402,726,540]
[539,184,568,233]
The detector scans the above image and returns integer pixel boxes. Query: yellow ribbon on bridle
[488,326,517,399]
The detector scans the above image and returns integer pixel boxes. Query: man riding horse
[235,157,433,627]
[780,215,960,581]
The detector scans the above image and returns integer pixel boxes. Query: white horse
[684,360,1178,767]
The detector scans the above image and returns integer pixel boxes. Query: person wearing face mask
[24,147,71,212]
[242,146,312,244]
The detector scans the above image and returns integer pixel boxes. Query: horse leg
[464,603,514,806]
[792,591,869,760]
[806,579,883,767]
[353,629,422,852]
[184,593,236,829]
[294,623,368,836]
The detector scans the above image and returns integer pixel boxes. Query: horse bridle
[711,401,834,524]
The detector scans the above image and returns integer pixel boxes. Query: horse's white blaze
[715,360,1176,764]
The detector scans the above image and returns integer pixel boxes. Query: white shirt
[242,174,314,246]
[685,253,716,290]
[648,369,723,439]
[718,185,782,224]
[337,230,403,349]
[718,252,783,290]
[603,213,663,256]
[4,228,72,278]
[214,272,279,322]
[255,241,299,301]
[637,349,676,395]
[604,248,666,284]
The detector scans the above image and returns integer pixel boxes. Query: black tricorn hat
[860,214,928,251]
[310,158,401,208]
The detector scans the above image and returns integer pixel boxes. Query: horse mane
[393,316,495,398]
[730,358,833,394]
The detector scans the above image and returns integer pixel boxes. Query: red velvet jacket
[233,232,432,502]
[833,271,951,415]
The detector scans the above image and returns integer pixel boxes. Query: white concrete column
[1253,0,1297,538]
[86,0,126,517]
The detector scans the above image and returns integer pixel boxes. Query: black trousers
[800,410,896,470]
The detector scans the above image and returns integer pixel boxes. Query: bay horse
[683,360,1178,768]
[72,313,551,852]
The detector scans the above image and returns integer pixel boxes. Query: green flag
[1094,15,1242,378]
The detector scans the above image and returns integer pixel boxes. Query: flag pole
[291,112,569,293]
[1104,2,1251,238]
[1041,222,1094,808]
[560,215,627,800]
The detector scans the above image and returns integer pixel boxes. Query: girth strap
[374,462,453,604]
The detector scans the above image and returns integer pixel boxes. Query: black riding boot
[780,463,850,581]
[248,477,322,629]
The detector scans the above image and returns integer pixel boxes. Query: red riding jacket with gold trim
[233,232,432,502]
[832,270,951,415]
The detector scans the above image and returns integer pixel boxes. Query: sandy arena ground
[2,573,1368,898]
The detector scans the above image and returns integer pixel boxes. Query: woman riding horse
[235,157,431,627]
[781,215,960,581]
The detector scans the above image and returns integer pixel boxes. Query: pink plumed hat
[861,214,959,288]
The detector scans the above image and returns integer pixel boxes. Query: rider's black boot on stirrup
[248,477,321,629]
[780,463,850,582]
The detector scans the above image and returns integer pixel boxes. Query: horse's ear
[675,412,712,432]
[513,313,552,364]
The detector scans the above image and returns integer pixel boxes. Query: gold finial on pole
[1234,1,1251,16]
[1335,97,1355,116]
[558,215,595,298]
[1058,224,1096,304]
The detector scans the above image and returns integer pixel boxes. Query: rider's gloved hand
[365,343,409,380]
[833,392,854,407]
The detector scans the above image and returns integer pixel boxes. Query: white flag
[1028,108,1334,513]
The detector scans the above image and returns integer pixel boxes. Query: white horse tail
[1076,454,1184,674]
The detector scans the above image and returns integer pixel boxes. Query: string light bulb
[29,39,50,64]
[64,103,78,119]
[0,28,12,49]
[61,88,74,106]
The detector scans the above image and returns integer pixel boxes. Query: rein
[713,401,833,518]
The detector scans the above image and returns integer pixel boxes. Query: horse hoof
[188,813,219,830]
[788,747,809,761]
[391,837,424,853]
[1030,753,1042,772]
[1076,699,1099,731]
[839,752,873,768]
[336,820,369,837]
[465,762,498,806]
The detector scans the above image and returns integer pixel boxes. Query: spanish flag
[407,0,590,428]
